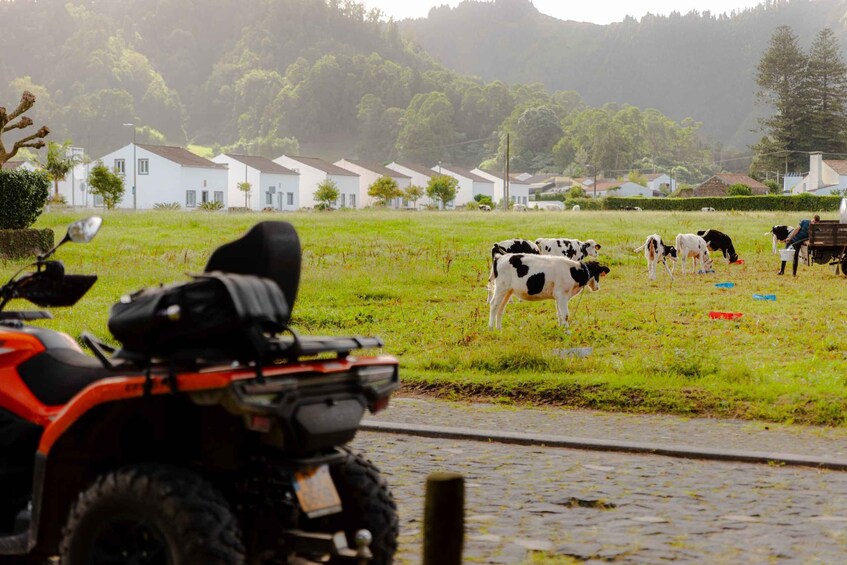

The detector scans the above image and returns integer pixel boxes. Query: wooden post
[422,472,464,565]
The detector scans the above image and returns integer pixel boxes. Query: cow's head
[664,245,678,260]
[583,261,610,291]
[581,239,601,258]
[702,252,714,271]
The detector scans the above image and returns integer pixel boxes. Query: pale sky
[362,0,766,25]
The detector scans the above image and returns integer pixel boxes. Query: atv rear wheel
[59,465,245,565]
[319,448,398,564]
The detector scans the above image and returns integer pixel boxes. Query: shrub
[0,169,50,229]
[198,200,224,211]
[48,193,67,205]
[153,202,181,210]
[727,183,752,196]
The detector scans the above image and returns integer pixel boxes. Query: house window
[114,159,125,174]
[93,194,104,207]
[138,159,149,175]
[350,194,357,209]
[203,180,207,188]
[201,191,209,204]
[186,190,196,207]
[339,194,346,208]
[214,191,224,203]
[266,186,276,206]
[287,192,294,206]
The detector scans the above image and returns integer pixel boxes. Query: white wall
[385,163,433,208]
[334,160,411,208]
[275,156,323,209]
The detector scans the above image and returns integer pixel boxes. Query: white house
[645,173,676,194]
[436,165,493,207]
[274,155,359,209]
[334,159,411,208]
[470,168,531,207]
[94,144,228,209]
[607,181,653,198]
[212,153,299,211]
[791,152,847,195]
[385,161,437,208]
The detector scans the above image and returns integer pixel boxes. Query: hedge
[0,168,50,229]
[0,228,54,259]
[606,194,844,212]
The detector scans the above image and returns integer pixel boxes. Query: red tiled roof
[138,144,226,169]
[342,159,411,179]
[714,173,767,189]
[285,156,357,176]
[825,160,847,175]
[225,154,298,175]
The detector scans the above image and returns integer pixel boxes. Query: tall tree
[805,28,847,155]
[754,26,809,172]
[42,140,81,199]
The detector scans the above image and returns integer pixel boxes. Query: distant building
[693,174,768,197]
[436,164,494,207]
[274,155,359,209]
[95,143,228,209]
[334,159,411,208]
[790,152,847,195]
[211,153,299,211]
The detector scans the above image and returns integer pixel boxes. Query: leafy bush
[563,196,604,210]
[153,202,181,210]
[607,194,843,211]
[0,169,50,229]
[198,200,224,211]
[48,193,67,205]
[727,183,752,196]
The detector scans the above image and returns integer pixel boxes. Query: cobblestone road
[350,397,847,563]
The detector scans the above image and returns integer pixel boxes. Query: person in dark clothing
[778,214,819,276]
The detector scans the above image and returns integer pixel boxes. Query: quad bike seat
[204,221,301,318]
[16,331,140,406]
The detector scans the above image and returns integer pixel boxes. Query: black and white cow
[675,233,714,274]
[491,238,541,261]
[634,234,677,280]
[535,238,601,261]
[768,225,793,254]
[696,229,739,263]
[488,253,610,329]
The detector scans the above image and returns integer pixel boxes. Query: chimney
[809,151,824,191]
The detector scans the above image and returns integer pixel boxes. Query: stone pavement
[351,396,847,564]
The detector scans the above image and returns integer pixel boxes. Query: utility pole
[503,133,510,211]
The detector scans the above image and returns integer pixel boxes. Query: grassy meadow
[8,208,847,426]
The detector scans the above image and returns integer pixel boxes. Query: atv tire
[59,465,245,565]
[322,448,399,564]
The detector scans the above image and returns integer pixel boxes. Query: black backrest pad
[204,221,301,313]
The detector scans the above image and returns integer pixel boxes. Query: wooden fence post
[422,471,464,565]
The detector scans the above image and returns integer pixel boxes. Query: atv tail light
[371,397,390,414]
[246,414,272,432]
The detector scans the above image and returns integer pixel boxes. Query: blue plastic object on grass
[715,282,735,288]
[753,293,776,301]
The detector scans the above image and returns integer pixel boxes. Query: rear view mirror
[67,216,102,244]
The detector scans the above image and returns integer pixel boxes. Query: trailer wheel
[59,465,244,565]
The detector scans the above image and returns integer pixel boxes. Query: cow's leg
[554,291,570,327]
[680,254,687,275]
[489,288,512,330]
[661,257,673,279]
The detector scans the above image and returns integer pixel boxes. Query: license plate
[293,465,342,518]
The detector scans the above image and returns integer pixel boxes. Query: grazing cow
[488,253,610,329]
[696,229,739,263]
[701,207,716,212]
[675,233,714,274]
[634,234,677,280]
[491,238,540,261]
[479,204,492,211]
[535,238,601,261]
[768,225,794,254]
[572,204,581,212]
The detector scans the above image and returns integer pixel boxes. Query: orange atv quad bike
[0,217,399,564]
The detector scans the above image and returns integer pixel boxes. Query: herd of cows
[486,227,790,330]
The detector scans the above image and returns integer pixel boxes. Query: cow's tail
[487,250,504,303]
[633,243,646,253]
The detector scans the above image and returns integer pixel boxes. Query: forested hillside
[1,0,833,180]
[402,0,845,148]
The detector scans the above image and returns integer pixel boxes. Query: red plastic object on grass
[732,259,745,265]
[709,311,743,320]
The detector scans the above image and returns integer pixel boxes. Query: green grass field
[8,209,847,426]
